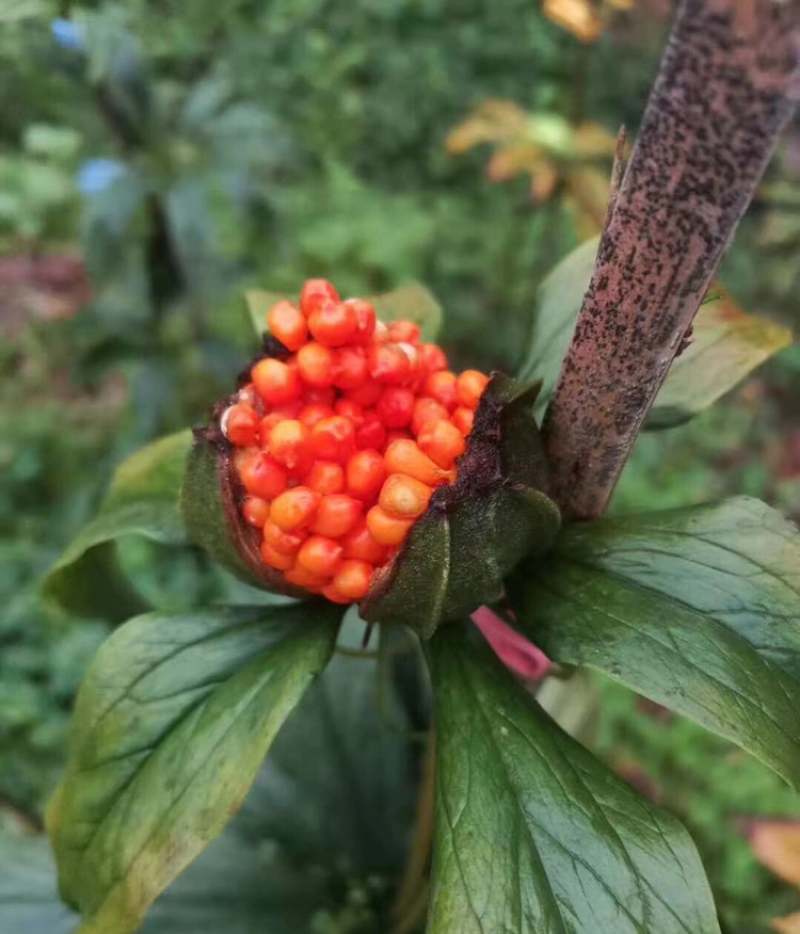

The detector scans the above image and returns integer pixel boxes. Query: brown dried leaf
[650,289,792,428]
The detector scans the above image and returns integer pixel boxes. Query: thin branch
[543,0,800,521]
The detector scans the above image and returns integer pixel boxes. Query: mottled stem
[543,0,800,521]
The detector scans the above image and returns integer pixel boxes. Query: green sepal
[180,422,306,598]
[360,373,561,637]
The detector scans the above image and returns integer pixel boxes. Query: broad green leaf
[369,283,443,341]
[518,235,599,415]
[42,431,191,622]
[4,631,421,933]
[427,628,720,934]
[49,602,341,934]
[518,238,790,425]
[509,497,800,787]
[647,291,791,428]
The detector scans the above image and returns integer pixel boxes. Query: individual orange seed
[267,300,308,351]
[417,418,467,469]
[378,474,433,519]
[366,505,415,546]
[296,535,344,577]
[456,369,490,409]
[270,487,320,532]
[384,439,455,486]
[251,358,301,406]
[332,560,373,600]
[309,494,363,538]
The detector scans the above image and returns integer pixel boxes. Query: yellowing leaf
[650,289,792,427]
[530,162,559,202]
[543,0,603,42]
[573,121,621,159]
[749,820,800,889]
[486,144,544,182]
[564,166,612,233]
[445,100,528,153]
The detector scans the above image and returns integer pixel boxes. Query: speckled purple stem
[543,0,800,521]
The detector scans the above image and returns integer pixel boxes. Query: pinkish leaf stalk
[471,605,552,681]
[543,0,800,521]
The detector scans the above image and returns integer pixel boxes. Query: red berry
[300,279,339,317]
[308,301,358,347]
[270,487,320,532]
[310,494,363,537]
[384,439,455,486]
[452,406,475,436]
[457,370,490,409]
[332,560,374,600]
[310,416,356,462]
[321,583,353,604]
[296,535,344,577]
[260,541,294,571]
[306,461,345,495]
[424,371,458,410]
[341,520,388,563]
[366,505,414,546]
[347,378,383,407]
[268,419,313,472]
[376,387,415,429]
[239,451,288,499]
[242,496,271,528]
[368,342,412,384]
[304,387,336,406]
[344,298,376,344]
[387,320,421,344]
[379,474,433,518]
[267,300,308,351]
[334,398,364,426]
[418,418,467,469]
[417,343,448,376]
[299,402,335,429]
[252,358,302,406]
[284,565,328,591]
[297,342,336,388]
[355,412,387,451]
[346,449,387,501]
[411,397,449,436]
[332,346,369,390]
[223,403,260,447]
[263,520,306,555]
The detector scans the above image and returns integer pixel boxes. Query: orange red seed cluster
[221,279,489,604]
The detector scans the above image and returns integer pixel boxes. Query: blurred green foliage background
[1,2,799,931]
